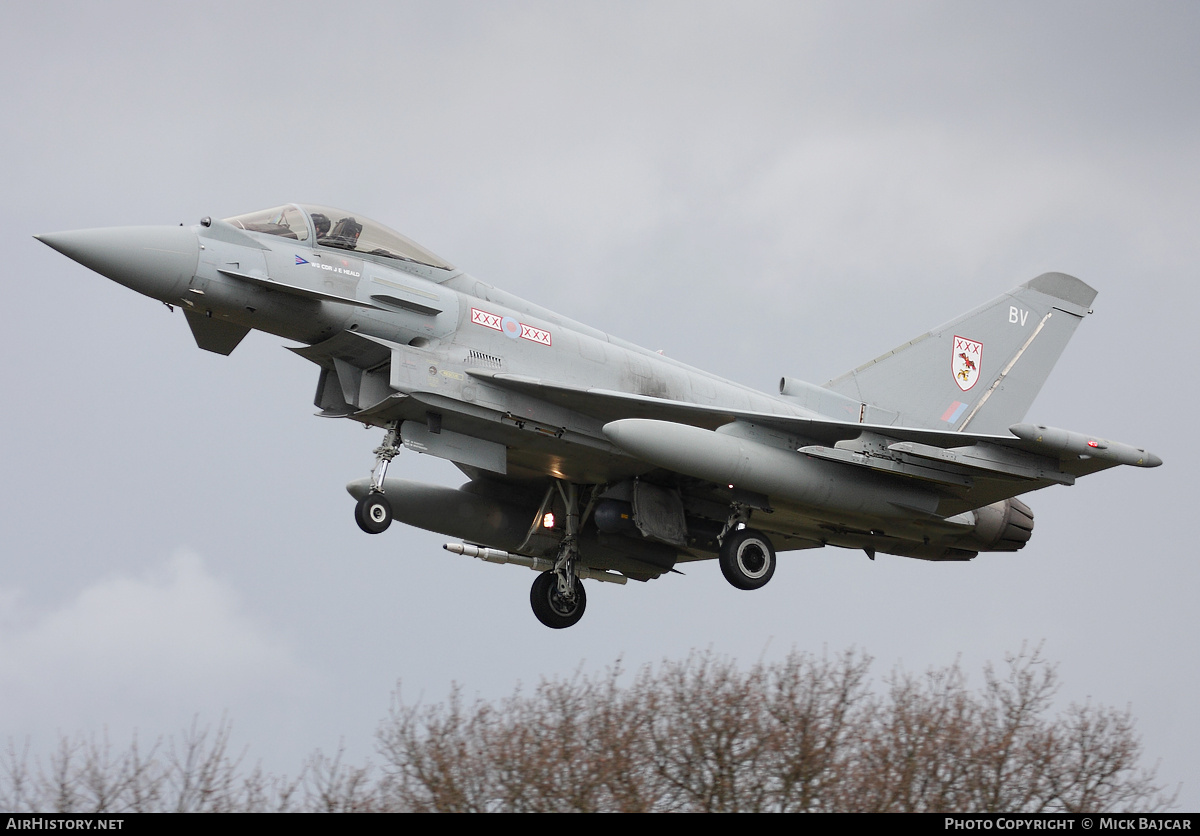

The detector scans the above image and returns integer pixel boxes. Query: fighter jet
[36,204,1161,629]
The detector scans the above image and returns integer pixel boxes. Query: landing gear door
[632,481,688,547]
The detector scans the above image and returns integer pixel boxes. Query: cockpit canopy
[224,204,454,271]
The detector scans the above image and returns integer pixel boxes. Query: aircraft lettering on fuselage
[35,203,1162,629]
[315,263,361,278]
[295,254,361,278]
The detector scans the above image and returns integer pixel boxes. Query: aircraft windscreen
[301,204,454,271]
[224,205,309,241]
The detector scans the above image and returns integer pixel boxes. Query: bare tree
[1,648,1176,813]
[763,648,872,812]
[827,647,1175,813]
[1,718,300,813]
[374,647,1173,813]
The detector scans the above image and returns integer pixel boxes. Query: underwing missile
[442,543,628,584]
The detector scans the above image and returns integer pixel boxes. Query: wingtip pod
[1009,423,1162,467]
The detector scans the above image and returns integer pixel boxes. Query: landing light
[543,512,556,529]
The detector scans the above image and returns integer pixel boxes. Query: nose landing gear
[355,422,400,534]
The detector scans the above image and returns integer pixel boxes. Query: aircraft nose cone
[36,225,198,302]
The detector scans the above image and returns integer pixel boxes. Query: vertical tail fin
[823,273,1096,435]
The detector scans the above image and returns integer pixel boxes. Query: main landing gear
[528,481,592,629]
[716,502,777,590]
[355,422,400,534]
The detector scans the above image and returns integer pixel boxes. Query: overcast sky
[2,0,1197,808]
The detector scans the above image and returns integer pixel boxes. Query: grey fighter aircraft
[37,204,1161,629]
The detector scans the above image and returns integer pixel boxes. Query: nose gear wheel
[355,493,393,534]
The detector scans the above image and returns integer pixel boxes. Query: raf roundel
[501,316,521,339]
